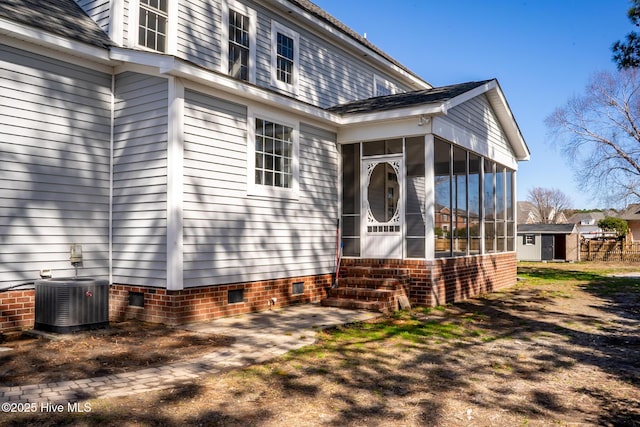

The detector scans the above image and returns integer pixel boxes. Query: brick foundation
[109,274,333,325]
[0,289,35,334]
[1,253,516,334]
[340,252,517,307]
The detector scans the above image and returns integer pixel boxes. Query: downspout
[109,73,115,284]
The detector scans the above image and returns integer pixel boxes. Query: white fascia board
[337,117,432,144]
[337,104,445,126]
[443,79,530,162]
[262,0,431,90]
[0,17,112,65]
[485,86,530,161]
[440,80,497,114]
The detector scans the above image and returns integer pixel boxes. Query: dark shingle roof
[326,80,493,115]
[0,0,111,49]
[518,224,577,234]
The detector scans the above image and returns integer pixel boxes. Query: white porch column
[425,134,435,259]
[167,77,184,290]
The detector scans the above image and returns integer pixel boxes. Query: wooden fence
[580,240,640,262]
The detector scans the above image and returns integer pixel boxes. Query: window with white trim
[222,1,256,82]
[248,110,299,198]
[228,10,249,80]
[138,0,168,52]
[271,22,299,92]
[255,119,293,188]
[524,234,535,245]
[374,75,397,96]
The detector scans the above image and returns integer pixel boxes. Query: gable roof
[619,203,640,220]
[517,201,540,224]
[329,79,530,161]
[327,80,492,115]
[0,0,112,49]
[518,224,577,234]
[567,212,605,224]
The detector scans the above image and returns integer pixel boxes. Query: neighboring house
[567,212,606,239]
[517,201,567,224]
[0,0,530,333]
[618,204,640,242]
[517,224,579,262]
[517,201,539,224]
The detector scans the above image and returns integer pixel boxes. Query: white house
[0,0,529,333]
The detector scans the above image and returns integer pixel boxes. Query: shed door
[361,156,403,258]
[541,234,554,260]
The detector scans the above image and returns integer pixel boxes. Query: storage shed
[517,224,579,261]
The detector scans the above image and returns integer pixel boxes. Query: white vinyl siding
[182,89,338,287]
[112,72,169,286]
[177,1,223,71]
[0,44,111,287]
[169,0,411,108]
[433,95,516,168]
[75,0,112,33]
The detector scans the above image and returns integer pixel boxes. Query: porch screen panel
[496,166,506,252]
[468,153,481,254]
[405,136,425,258]
[506,170,515,251]
[484,159,496,253]
[341,143,360,256]
[453,146,467,256]
[434,139,452,257]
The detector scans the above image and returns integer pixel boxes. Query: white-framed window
[247,108,299,198]
[138,0,168,52]
[524,234,535,245]
[129,0,176,53]
[271,21,299,92]
[374,75,397,97]
[221,0,257,83]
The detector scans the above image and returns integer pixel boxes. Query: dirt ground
[2,261,640,426]
[0,322,234,387]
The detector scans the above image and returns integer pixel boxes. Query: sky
[313,0,634,209]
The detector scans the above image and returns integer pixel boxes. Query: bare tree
[546,68,640,205]
[526,187,572,224]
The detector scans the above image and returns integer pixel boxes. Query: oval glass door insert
[367,162,399,223]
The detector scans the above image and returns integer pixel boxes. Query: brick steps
[321,266,410,314]
[320,297,388,312]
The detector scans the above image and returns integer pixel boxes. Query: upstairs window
[276,33,294,84]
[374,75,397,97]
[138,0,168,52]
[228,10,250,80]
[222,1,256,82]
[271,22,299,92]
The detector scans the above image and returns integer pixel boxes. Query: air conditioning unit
[35,278,109,333]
